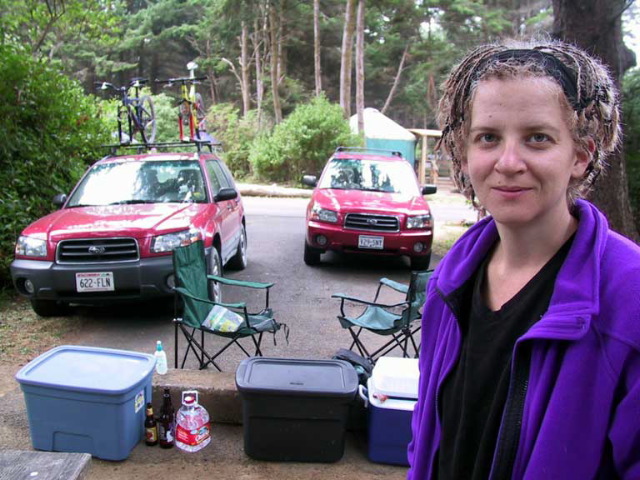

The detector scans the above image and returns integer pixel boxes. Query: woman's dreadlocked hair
[437,39,621,208]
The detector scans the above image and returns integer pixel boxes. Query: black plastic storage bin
[235,357,358,462]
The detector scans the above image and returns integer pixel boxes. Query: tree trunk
[269,1,282,124]
[339,0,357,118]
[381,43,410,115]
[240,21,251,117]
[252,17,266,127]
[552,0,638,241]
[355,0,365,133]
[314,0,322,96]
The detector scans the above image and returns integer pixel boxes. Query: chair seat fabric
[339,306,401,331]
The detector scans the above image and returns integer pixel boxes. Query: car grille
[344,213,399,232]
[57,238,139,263]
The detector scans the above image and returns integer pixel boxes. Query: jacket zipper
[489,344,531,480]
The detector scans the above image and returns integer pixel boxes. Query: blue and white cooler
[361,356,419,466]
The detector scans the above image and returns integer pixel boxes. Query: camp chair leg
[176,323,223,371]
[199,334,245,370]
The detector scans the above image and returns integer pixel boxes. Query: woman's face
[463,77,590,229]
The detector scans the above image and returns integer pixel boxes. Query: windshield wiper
[108,199,156,205]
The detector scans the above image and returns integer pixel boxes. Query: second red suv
[11,148,247,316]
[302,148,436,270]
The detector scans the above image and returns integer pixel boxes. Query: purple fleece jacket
[408,199,640,479]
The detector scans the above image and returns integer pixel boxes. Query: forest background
[0,0,639,289]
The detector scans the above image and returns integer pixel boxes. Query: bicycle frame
[156,62,207,142]
[97,78,156,145]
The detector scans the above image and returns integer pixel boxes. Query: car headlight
[406,214,432,229]
[151,229,201,253]
[310,204,338,223]
[15,236,47,257]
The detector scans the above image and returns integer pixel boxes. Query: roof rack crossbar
[334,146,403,157]
[101,140,223,155]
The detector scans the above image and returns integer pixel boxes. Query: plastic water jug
[175,390,210,452]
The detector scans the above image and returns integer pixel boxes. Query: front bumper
[306,221,433,257]
[10,255,177,305]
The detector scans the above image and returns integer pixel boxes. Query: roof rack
[334,146,403,158]
[101,140,223,156]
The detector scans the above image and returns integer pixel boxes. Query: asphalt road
[52,194,475,372]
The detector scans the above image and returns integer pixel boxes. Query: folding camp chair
[332,270,433,364]
[172,240,286,371]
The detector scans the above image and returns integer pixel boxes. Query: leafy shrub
[248,95,360,182]
[623,68,640,234]
[0,44,110,288]
[205,103,265,179]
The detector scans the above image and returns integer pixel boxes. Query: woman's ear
[572,138,595,179]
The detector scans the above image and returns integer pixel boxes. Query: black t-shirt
[437,237,573,480]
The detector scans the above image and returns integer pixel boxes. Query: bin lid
[235,357,358,398]
[15,345,156,395]
[371,357,419,399]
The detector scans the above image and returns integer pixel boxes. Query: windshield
[67,160,208,207]
[318,157,420,195]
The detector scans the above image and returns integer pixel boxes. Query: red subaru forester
[11,148,247,317]
[302,147,436,270]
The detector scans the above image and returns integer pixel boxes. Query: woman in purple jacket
[408,40,640,479]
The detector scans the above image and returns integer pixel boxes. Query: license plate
[76,272,114,292]
[358,235,384,250]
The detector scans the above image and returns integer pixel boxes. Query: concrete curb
[152,370,242,424]
[237,183,312,198]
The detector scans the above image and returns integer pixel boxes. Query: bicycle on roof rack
[95,77,157,145]
[156,62,209,143]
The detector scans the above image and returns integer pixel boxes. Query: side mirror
[302,175,317,187]
[52,193,67,208]
[214,187,238,202]
[421,184,437,195]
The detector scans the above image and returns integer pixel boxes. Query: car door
[205,159,240,263]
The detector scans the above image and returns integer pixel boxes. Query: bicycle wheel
[195,93,206,120]
[138,95,157,143]
[179,100,191,127]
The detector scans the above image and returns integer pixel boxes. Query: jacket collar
[436,199,608,341]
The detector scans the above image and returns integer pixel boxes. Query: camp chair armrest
[174,287,246,309]
[206,275,274,290]
[379,277,409,294]
[331,293,409,309]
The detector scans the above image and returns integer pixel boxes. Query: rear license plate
[76,272,114,292]
[358,235,384,250]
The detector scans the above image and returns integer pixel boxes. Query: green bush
[248,95,360,183]
[205,103,265,179]
[0,44,110,288]
[623,68,640,234]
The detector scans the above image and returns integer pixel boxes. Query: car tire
[30,299,70,317]
[304,242,322,266]
[227,225,247,270]
[207,247,223,302]
[410,253,431,271]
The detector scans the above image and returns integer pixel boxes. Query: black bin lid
[235,357,358,398]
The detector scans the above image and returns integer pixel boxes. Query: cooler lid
[15,345,156,395]
[367,377,416,412]
[235,357,358,398]
[371,357,419,399]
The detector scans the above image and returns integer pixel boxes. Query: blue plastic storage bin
[15,345,156,461]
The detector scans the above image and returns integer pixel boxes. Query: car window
[318,158,420,195]
[66,159,207,206]
[205,160,231,196]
